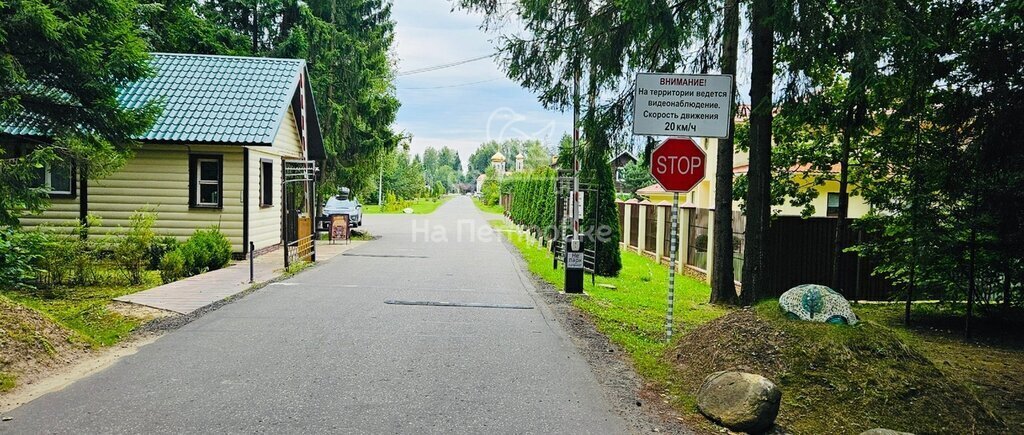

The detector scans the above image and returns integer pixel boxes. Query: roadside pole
[666,193,678,341]
[565,64,584,293]
[633,73,733,342]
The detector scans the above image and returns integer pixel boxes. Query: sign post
[649,138,707,342]
[634,72,731,343]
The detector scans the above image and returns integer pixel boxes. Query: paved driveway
[1,196,626,434]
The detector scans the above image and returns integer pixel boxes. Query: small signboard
[330,214,350,243]
[633,73,733,138]
[566,251,584,269]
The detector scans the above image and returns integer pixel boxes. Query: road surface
[1,196,627,434]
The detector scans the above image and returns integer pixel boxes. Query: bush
[179,227,232,275]
[148,236,178,270]
[0,227,44,290]
[381,191,411,212]
[113,211,156,285]
[158,249,186,283]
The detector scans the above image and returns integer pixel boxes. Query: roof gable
[3,53,307,146]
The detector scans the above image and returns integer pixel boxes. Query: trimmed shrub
[180,227,232,275]
[159,249,186,283]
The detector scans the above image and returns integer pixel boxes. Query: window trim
[39,161,77,199]
[259,158,274,208]
[189,154,224,209]
[826,192,841,217]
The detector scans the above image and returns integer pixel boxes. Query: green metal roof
[3,53,307,145]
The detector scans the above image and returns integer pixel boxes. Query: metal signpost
[633,72,732,342]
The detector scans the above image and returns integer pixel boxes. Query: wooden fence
[617,200,896,301]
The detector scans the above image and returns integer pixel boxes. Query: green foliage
[480,168,501,206]
[148,236,179,270]
[502,170,557,240]
[158,249,186,284]
[1,0,161,225]
[179,227,232,276]
[112,211,156,285]
[620,161,654,197]
[467,139,551,175]
[0,227,44,290]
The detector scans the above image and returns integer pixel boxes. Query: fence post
[679,207,691,273]
[655,204,667,260]
[622,200,632,250]
[637,201,649,253]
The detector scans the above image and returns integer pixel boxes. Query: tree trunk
[966,227,977,340]
[740,0,775,305]
[905,257,915,326]
[710,0,740,305]
[1002,267,1012,310]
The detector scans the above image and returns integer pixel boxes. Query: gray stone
[697,371,782,433]
[859,429,914,435]
[779,284,859,325]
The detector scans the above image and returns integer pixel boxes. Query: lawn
[492,218,1023,433]
[1,269,162,347]
[362,196,451,214]
[473,197,505,214]
[489,219,727,409]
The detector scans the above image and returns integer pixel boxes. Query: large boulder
[779,284,859,325]
[697,371,782,433]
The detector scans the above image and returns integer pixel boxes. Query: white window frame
[36,162,73,195]
[195,158,221,207]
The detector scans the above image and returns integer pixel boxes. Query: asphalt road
[2,196,627,434]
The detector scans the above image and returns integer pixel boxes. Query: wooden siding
[17,105,305,255]
[248,148,282,251]
[273,107,304,159]
[88,145,245,251]
[19,197,79,229]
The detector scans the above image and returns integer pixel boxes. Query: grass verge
[492,218,1022,433]
[489,220,727,416]
[473,197,505,214]
[362,196,451,214]
[1,270,161,347]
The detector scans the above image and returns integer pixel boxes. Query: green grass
[489,219,727,408]
[473,197,505,214]
[0,372,16,392]
[362,196,451,214]
[1,270,162,347]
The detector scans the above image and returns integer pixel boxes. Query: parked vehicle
[323,195,362,228]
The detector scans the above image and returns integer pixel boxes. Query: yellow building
[636,138,870,218]
[2,53,326,258]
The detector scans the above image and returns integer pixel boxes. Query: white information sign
[566,251,584,269]
[633,73,734,138]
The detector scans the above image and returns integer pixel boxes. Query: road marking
[342,253,428,259]
[384,300,534,310]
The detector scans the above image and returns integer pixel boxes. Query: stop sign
[649,137,706,192]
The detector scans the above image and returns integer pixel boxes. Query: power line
[395,53,495,77]
[399,77,503,90]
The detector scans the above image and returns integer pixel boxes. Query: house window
[189,154,223,208]
[260,159,273,207]
[30,160,74,196]
[827,192,840,217]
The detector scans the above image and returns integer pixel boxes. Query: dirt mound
[0,296,87,391]
[669,307,1005,434]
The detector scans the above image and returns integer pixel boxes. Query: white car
[323,196,363,227]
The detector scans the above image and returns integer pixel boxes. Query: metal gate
[283,160,318,267]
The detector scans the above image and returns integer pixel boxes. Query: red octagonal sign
[650,137,706,192]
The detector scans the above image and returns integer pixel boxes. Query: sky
[390,0,572,168]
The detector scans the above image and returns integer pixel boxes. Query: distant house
[609,150,639,191]
[476,173,487,193]
[634,144,869,218]
[1,53,326,260]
